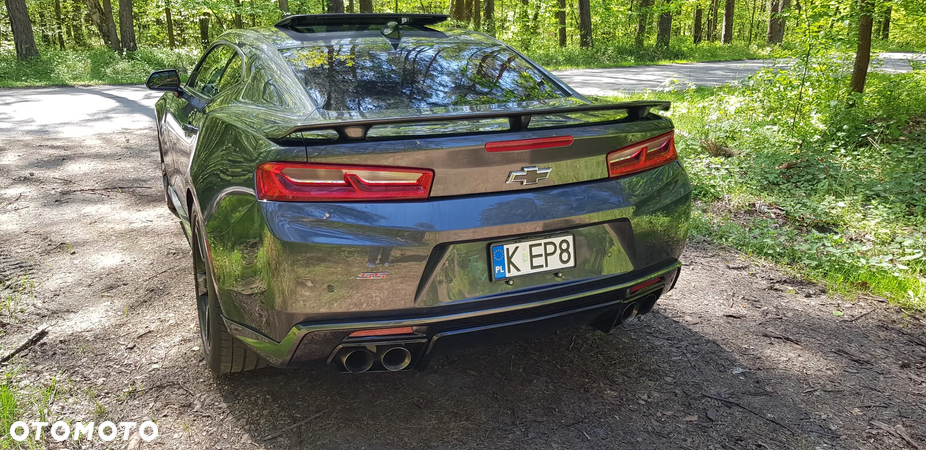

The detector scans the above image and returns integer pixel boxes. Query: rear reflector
[349,327,415,338]
[630,277,662,293]
[607,131,677,178]
[256,162,433,202]
[485,136,574,152]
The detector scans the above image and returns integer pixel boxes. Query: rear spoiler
[276,101,671,142]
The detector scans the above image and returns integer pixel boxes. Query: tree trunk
[118,0,135,51]
[346,0,352,13]
[747,0,757,45]
[199,13,209,47]
[656,0,672,50]
[473,0,481,29]
[280,0,289,13]
[721,0,734,43]
[233,0,242,28]
[54,0,66,49]
[452,0,465,20]
[557,0,566,47]
[578,0,591,48]
[359,0,372,12]
[635,0,654,49]
[463,0,473,21]
[328,0,344,13]
[484,0,495,36]
[85,0,111,46]
[766,0,779,43]
[8,0,39,58]
[40,12,51,46]
[101,0,120,50]
[165,0,175,48]
[693,6,703,44]
[707,0,718,41]
[850,0,873,93]
[70,0,85,46]
[880,5,890,40]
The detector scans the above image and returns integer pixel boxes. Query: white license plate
[490,234,575,281]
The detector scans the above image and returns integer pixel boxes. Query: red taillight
[606,131,677,178]
[630,277,662,293]
[348,327,415,338]
[485,136,574,152]
[255,162,433,202]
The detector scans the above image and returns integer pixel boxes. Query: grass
[0,47,199,88]
[601,63,926,311]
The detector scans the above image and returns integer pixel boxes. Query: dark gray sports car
[147,13,690,375]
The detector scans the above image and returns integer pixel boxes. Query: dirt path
[1,86,925,449]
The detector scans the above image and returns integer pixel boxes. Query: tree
[656,0,672,49]
[473,0,481,29]
[694,5,703,43]
[635,0,654,49]
[359,0,372,12]
[279,0,289,14]
[850,0,874,93]
[721,0,734,43]
[199,13,210,47]
[451,0,465,20]
[119,0,136,51]
[328,0,344,13]
[165,0,175,48]
[85,0,119,50]
[880,4,891,40]
[767,0,789,43]
[5,0,39,58]
[578,0,591,47]
[101,0,120,50]
[707,0,718,41]
[54,0,66,49]
[557,0,566,47]
[483,0,495,35]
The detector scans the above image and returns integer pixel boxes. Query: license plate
[490,234,575,281]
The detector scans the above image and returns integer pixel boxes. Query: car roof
[220,14,501,50]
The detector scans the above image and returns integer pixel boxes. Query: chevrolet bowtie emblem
[506,166,552,185]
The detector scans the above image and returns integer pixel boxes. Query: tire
[191,208,268,375]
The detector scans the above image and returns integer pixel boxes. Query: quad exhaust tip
[379,346,412,372]
[621,301,640,323]
[339,348,375,373]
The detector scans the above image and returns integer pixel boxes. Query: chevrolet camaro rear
[148,14,691,375]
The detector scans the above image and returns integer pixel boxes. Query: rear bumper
[224,260,681,368]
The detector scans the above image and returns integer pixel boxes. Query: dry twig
[263,410,328,441]
[0,324,49,363]
[702,393,794,433]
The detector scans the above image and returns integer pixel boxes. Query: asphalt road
[553,52,926,95]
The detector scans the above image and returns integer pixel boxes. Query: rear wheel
[191,208,267,374]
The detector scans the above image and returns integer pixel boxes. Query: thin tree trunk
[328,0,344,13]
[280,0,289,13]
[463,0,473,21]
[101,0,120,50]
[70,0,85,46]
[359,0,372,12]
[557,0,566,47]
[880,5,890,40]
[635,0,654,49]
[721,0,734,43]
[199,13,209,47]
[484,0,494,36]
[54,0,66,49]
[346,0,352,13]
[693,6,703,44]
[452,0,465,20]
[776,0,790,41]
[233,0,242,28]
[578,0,591,48]
[707,0,718,41]
[118,0,135,51]
[656,0,672,50]
[766,0,780,43]
[747,0,757,45]
[473,0,481,29]
[164,0,175,48]
[5,0,38,58]
[850,0,873,93]
[40,12,50,46]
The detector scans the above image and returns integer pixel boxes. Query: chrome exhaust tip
[620,302,640,324]
[379,346,412,372]
[339,348,375,373]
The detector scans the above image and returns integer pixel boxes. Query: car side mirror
[146,69,182,93]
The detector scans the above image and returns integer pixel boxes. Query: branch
[0,325,49,364]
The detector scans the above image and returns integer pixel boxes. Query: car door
[167,44,244,214]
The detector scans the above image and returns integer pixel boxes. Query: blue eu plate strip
[491,245,507,280]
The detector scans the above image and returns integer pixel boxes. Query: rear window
[279,42,568,112]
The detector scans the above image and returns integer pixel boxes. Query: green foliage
[0,47,199,87]
[525,42,772,70]
[605,61,926,311]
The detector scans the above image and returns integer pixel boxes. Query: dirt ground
[1,86,925,450]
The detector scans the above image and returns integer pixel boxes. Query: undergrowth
[605,59,926,311]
